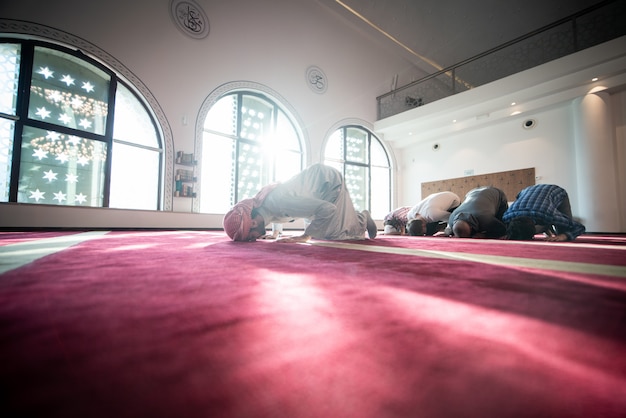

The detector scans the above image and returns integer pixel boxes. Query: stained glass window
[0,43,20,202]
[0,118,15,202]
[0,43,19,115]
[29,47,110,135]
[324,125,391,218]
[18,126,107,206]
[0,39,163,209]
[200,91,303,214]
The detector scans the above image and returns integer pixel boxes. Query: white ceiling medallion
[170,0,210,39]
[306,66,328,94]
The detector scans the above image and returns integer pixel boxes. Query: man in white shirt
[383,191,460,235]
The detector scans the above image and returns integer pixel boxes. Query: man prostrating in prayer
[222,163,377,243]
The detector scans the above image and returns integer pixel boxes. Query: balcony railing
[376,0,626,120]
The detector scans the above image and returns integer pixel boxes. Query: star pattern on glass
[71,97,84,108]
[46,131,62,141]
[78,118,92,129]
[29,189,45,202]
[74,193,87,204]
[37,66,54,79]
[53,191,67,203]
[56,153,69,164]
[81,81,95,93]
[18,53,113,209]
[43,170,58,182]
[58,114,72,125]
[60,74,75,86]
[48,91,63,102]
[77,156,90,166]
[36,107,51,119]
[33,148,48,160]
[67,136,81,146]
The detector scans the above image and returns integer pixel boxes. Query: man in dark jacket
[445,186,509,238]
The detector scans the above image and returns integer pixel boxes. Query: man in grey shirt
[223,164,377,243]
[445,186,509,238]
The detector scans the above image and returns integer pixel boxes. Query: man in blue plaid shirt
[503,184,586,242]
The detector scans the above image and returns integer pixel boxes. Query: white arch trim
[322,117,397,170]
[194,80,310,212]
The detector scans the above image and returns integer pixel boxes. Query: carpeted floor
[1,230,625,418]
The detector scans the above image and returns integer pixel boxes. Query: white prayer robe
[255,164,368,240]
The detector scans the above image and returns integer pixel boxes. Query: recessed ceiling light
[592,77,598,82]
[408,132,413,135]
[511,102,516,106]
[452,119,457,123]
[511,111,521,116]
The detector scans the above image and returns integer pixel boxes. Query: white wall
[401,104,576,200]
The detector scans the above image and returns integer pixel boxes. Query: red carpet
[1,231,625,418]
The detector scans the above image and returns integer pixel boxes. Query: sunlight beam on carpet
[383,286,626,394]
[0,231,110,274]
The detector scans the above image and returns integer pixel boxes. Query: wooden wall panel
[421,168,535,202]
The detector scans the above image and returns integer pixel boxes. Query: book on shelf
[176,151,195,165]
[175,181,195,197]
[175,168,196,182]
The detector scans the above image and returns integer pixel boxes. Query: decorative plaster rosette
[306,66,327,94]
[170,0,210,39]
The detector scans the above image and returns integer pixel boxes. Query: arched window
[199,90,304,214]
[0,39,163,210]
[324,125,391,218]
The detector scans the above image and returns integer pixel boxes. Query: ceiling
[321,0,607,75]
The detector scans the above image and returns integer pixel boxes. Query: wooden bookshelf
[174,151,197,198]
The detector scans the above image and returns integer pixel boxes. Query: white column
[573,91,620,233]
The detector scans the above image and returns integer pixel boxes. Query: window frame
[0,37,165,210]
[324,124,392,216]
[198,86,306,213]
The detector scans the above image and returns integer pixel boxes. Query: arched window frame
[0,19,173,210]
[323,122,393,219]
[196,81,308,214]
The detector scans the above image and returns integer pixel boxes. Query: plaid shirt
[383,206,411,230]
[503,184,586,240]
